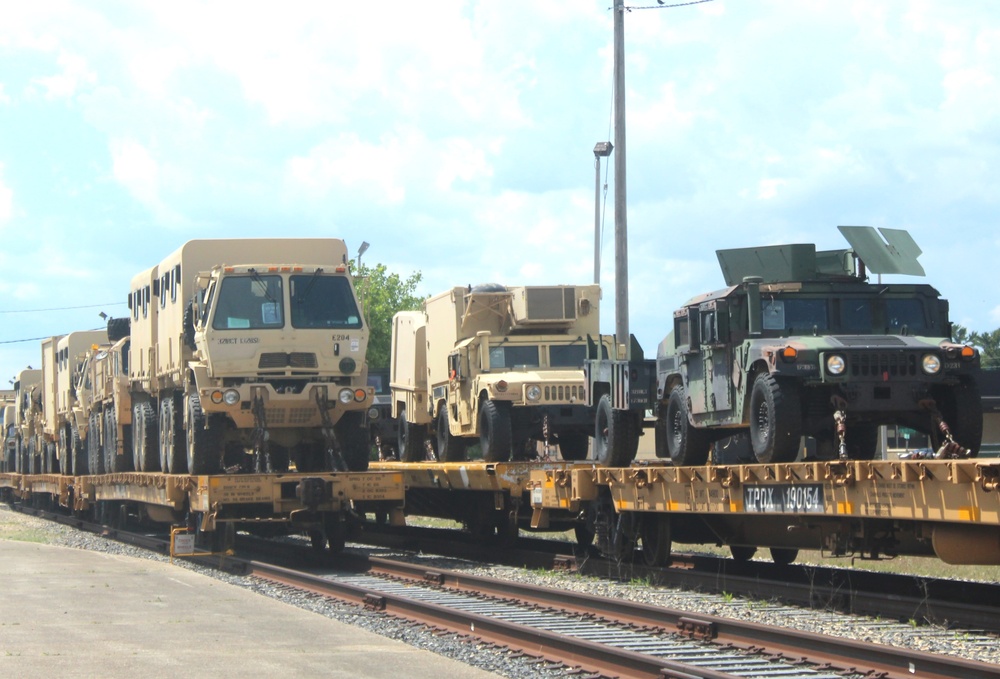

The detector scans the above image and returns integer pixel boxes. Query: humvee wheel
[640,515,671,567]
[336,411,371,471]
[435,407,467,462]
[730,545,757,562]
[770,547,798,565]
[185,393,222,475]
[593,394,639,467]
[748,373,802,463]
[934,380,984,457]
[479,399,512,462]
[397,406,427,462]
[558,432,589,461]
[663,385,711,466]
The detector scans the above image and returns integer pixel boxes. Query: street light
[593,141,613,285]
[356,241,370,271]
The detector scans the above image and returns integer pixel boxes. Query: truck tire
[557,432,589,461]
[336,411,371,472]
[105,408,133,473]
[397,406,426,462]
[159,393,187,474]
[186,393,222,475]
[133,400,160,472]
[106,317,130,342]
[593,394,638,467]
[663,385,711,466]
[87,412,102,475]
[748,373,801,464]
[70,424,87,476]
[435,407,467,462]
[478,400,512,462]
[934,380,983,457]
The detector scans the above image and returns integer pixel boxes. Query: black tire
[593,394,639,467]
[106,317,130,342]
[770,547,798,566]
[70,424,87,476]
[843,423,879,461]
[45,442,58,474]
[336,411,370,472]
[640,515,671,567]
[730,545,757,562]
[478,399,512,462]
[558,432,589,461]
[87,411,101,475]
[186,393,222,475]
[435,406,467,462]
[397,406,426,462]
[159,393,187,474]
[132,400,159,472]
[58,426,70,475]
[663,385,711,466]
[105,408,134,473]
[935,380,984,457]
[748,373,802,463]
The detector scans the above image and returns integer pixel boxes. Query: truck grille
[265,407,317,425]
[847,352,919,378]
[542,385,584,402]
[258,352,318,369]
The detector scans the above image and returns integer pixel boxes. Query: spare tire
[469,283,506,294]
[106,317,131,342]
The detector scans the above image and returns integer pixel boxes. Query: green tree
[969,328,1000,370]
[353,262,425,369]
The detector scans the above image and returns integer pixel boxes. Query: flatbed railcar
[0,470,405,552]
[528,457,1000,567]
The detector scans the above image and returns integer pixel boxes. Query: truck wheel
[479,400,512,462]
[87,412,101,475]
[397,406,426,462]
[133,400,160,472]
[436,407,467,462]
[159,394,187,474]
[748,373,802,464]
[934,380,983,457]
[593,394,638,467]
[105,408,134,473]
[336,411,371,472]
[663,385,711,466]
[70,424,87,476]
[558,432,589,461]
[186,393,222,475]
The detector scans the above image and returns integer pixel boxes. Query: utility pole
[613,0,629,358]
[593,141,613,285]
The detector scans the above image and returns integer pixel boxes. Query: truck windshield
[290,275,363,329]
[489,345,539,369]
[212,275,284,330]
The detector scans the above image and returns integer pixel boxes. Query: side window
[132,290,140,320]
[160,274,168,308]
[172,264,180,302]
[675,316,690,348]
[701,311,716,344]
[142,285,150,318]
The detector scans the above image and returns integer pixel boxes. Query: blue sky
[2,1,999,379]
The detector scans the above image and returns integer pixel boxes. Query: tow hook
[919,399,972,459]
[831,395,848,461]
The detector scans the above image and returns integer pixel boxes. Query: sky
[2,0,999,380]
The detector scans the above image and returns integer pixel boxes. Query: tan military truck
[391,284,603,462]
[128,238,374,475]
[11,368,42,473]
[50,330,110,475]
[72,324,133,474]
[1,391,14,472]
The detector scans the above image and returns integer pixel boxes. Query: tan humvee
[127,238,373,475]
[391,284,604,462]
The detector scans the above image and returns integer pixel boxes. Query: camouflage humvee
[655,227,983,465]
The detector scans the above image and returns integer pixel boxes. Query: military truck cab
[657,227,983,466]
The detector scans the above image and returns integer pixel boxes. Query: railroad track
[11,504,998,678]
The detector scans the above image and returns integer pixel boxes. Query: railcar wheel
[557,432,589,461]
[749,373,802,463]
[640,515,672,567]
[186,393,222,475]
[133,400,160,472]
[770,547,798,565]
[159,393,187,474]
[397,406,426,462]
[663,385,711,466]
[478,399,512,462]
[335,411,371,472]
[435,407,467,462]
[593,394,639,467]
[730,545,757,562]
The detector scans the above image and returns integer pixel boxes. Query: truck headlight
[338,388,354,404]
[922,354,941,374]
[223,389,240,405]
[526,385,541,402]
[826,355,845,375]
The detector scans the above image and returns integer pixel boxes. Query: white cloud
[111,138,160,206]
[30,50,96,99]
[0,167,12,225]
[757,179,787,200]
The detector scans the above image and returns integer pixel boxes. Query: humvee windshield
[759,295,928,335]
[489,345,539,369]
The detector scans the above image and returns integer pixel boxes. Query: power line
[623,0,714,10]
[0,302,125,314]
[0,326,107,345]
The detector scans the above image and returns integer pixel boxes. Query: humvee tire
[397,406,426,462]
[663,384,711,466]
[435,408,467,462]
[593,394,639,467]
[479,399,512,462]
[748,373,802,463]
